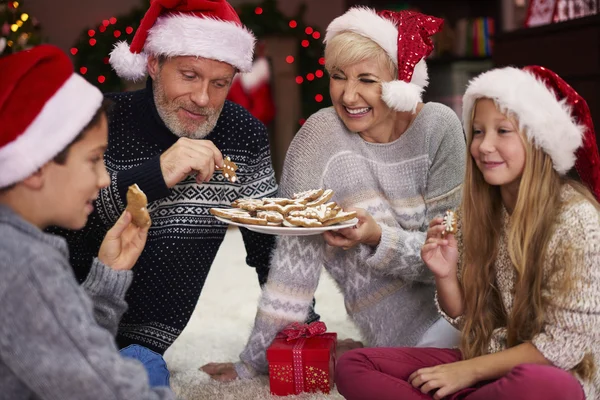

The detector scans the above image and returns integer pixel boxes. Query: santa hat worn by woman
[0,45,103,188]
[109,0,256,81]
[324,7,444,113]
[462,65,600,201]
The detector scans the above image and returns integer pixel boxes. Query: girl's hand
[322,208,381,250]
[409,360,479,400]
[98,211,149,271]
[420,217,458,279]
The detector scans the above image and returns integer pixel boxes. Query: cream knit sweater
[440,185,600,399]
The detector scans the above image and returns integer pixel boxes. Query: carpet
[163,226,361,399]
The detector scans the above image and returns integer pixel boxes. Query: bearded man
[50,0,279,354]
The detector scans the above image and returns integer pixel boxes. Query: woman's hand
[322,208,381,250]
[409,359,479,400]
[420,217,458,279]
[98,211,149,271]
[201,362,238,382]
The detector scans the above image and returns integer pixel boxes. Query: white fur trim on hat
[0,74,103,187]
[462,67,584,174]
[109,41,149,81]
[382,80,424,114]
[110,13,255,80]
[239,57,270,92]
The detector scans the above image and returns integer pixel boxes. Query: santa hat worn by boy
[324,8,444,113]
[0,45,103,188]
[462,65,600,201]
[109,0,256,81]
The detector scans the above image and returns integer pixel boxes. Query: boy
[0,45,174,399]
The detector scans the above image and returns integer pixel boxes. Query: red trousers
[335,347,585,400]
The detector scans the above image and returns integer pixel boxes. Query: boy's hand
[98,211,149,271]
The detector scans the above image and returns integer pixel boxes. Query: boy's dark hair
[53,98,113,165]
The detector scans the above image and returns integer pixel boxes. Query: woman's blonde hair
[459,98,599,381]
[324,31,396,78]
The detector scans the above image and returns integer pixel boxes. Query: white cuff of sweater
[234,360,261,379]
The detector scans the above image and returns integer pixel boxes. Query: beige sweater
[439,185,600,399]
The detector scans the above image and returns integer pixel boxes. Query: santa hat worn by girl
[109,0,256,81]
[0,45,103,188]
[462,65,600,201]
[324,7,444,113]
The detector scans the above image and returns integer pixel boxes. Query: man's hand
[322,208,381,250]
[98,211,149,271]
[409,359,479,400]
[159,138,224,188]
[201,362,238,382]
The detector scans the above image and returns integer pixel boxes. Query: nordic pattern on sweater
[439,185,600,399]
[50,81,278,353]
[236,104,466,378]
[0,205,174,400]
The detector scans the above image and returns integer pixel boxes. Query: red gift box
[267,322,337,396]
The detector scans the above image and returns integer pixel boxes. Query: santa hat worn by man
[462,65,600,201]
[324,7,444,113]
[0,44,103,188]
[109,0,256,81]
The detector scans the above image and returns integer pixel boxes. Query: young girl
[334,65,600,400]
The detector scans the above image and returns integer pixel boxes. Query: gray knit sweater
[0,205,174,400]
[236,103,466,378]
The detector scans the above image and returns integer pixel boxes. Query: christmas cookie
[256,210,285,225]
[231,215,268,225]
[292,189,324,203]
[219,156,238,183]
[126,184,151,228]
[306,189,334,207]
[209,207,252,219]
[441,210,457,235]
[231,198,265,212]
[284,215,323,227]
[322,211,357,226]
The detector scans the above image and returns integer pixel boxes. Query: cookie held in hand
[220,156,238,183]
[441,210,457,235]
[126,184,151,228]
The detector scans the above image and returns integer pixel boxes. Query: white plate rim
[214,216,359,236]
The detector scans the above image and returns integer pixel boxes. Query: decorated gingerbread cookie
[219,156,238,183]
[441,210,457,235]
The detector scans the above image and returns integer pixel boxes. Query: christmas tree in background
[0,0,43,56]
[73,0,329,125]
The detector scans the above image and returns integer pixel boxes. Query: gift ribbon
[276,321,328,394]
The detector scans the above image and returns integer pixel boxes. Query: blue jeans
[120,344,170,387]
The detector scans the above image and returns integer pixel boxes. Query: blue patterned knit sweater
[50,80,278,353]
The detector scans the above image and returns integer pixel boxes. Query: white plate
[215,216,359,236]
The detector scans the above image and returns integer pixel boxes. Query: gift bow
[277,321,327,342]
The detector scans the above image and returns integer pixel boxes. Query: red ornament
[97,76,106,83]
[318,57,325,66]
[315,70,324,78]
[289,20,297,28]
[286,55,294,64]
[315,94,323,102]
[102,19,110,27]
[301,40,309,48]
[103,57,110,64]
[70,48,78,55]
[79,67,87,75]
[126,26,134,34]
[255,7,263,15]
[305,26,313,35]
[114,30,121,38]
[306,73,315,81]
[299,118,306,126]
[89,38,97,46]
[109,17,117,24]
[99,25,106,33]
[312,31,320,39]
[87,29,95,37]
[295,76,304,84]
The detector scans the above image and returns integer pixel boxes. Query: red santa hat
[109,0,256,81]
[462,65,600,200]
[324,8,443,113]
[0,45,103,188]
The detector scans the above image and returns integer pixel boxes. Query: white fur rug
[163,227,362,399]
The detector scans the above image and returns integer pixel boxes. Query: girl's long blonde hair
[460,99,599,380]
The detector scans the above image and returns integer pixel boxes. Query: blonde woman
[202,8,466,381]
[335,66,600,400]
